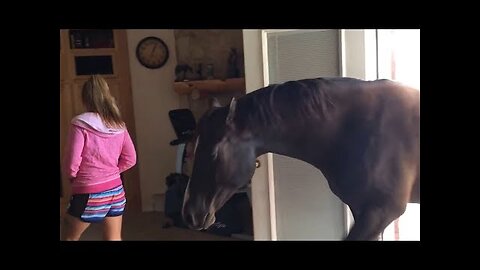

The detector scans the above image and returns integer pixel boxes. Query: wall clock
[136,36,169,69]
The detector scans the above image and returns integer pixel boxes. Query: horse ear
[209,97,222,108]
[226,97,237,127]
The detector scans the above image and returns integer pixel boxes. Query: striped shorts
[67,185,127,223]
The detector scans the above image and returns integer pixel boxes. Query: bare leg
[62,214,90,241]
[103,215,123,241]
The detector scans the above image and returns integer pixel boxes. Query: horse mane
[234,77,355,132]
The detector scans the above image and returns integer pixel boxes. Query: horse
[181,77,420,241]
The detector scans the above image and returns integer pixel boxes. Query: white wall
[127,29,179,211]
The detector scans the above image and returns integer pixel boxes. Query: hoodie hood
[72,112,125,135]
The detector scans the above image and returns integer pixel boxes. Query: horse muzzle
[182,207,216,230]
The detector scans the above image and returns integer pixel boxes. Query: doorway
[59,29,142,213]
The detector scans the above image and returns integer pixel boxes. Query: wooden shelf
[174,78,245,96]
[70,48,117,55]
[68,29,114,49]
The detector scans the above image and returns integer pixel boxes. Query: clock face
[136,37,169,69]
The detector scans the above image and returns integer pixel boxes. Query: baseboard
[231,233,254,241]
[152,193,165,212]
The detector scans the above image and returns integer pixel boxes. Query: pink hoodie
[63,112,137,195]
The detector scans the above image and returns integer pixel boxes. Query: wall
[174,30,244,80]
[126,29,248,212]
[176,30,245,123]
[126,29,179,211]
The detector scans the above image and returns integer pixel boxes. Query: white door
[266,30,346,240]
[244,30,347,240]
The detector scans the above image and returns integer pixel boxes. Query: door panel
[265,30,345,240]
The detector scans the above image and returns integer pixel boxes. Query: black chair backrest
[168,109,196,141]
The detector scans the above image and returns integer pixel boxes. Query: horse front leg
[344,201,407,241]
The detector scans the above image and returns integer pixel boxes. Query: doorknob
[255,159,261,168]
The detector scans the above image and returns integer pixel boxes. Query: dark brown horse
[182,77,420,240]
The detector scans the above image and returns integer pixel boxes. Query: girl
[62,74,137,241]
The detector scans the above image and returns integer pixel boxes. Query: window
[377,29,420,240]
[377,29,420,90]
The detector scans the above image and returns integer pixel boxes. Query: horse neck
[252,123,327,165]
[235,93,333,166]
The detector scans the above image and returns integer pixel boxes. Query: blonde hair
[82,74,125,129]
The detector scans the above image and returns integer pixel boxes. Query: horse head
[181,98,256,230]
